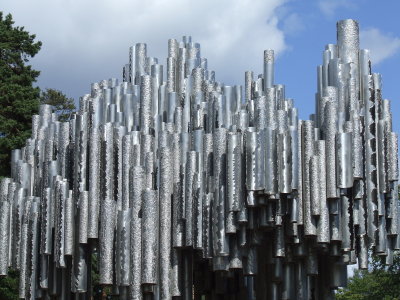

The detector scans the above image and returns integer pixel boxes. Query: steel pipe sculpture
[0,19,399,300]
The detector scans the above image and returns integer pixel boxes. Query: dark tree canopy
[40,88,76,122]
[0,269,19,300]
[0,12,42,176]
[336,252,400,300]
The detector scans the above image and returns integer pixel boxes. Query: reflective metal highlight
[0,19,398,300]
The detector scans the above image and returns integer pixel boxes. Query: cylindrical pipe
[263,50,274,90]
[141,189,158,285]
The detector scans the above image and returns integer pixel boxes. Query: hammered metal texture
[0,19,398,300]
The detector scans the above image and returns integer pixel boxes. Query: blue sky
[2,0,400,135]
[274,0,400,133]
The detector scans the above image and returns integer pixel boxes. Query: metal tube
[141,189,158,285]
[0,179,11,275]
[263,50,274,90]
[159,147,173,299]
[302,120,317,236]
[1,20,398,298]
[129,166,144,299]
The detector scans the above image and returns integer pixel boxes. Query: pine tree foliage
[40,88,76,122]
[0,12,42,176]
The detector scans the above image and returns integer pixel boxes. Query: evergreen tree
[0,269,19,300]
[40,88,76,122]
[0,12,42,177]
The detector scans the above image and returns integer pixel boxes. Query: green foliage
[91,249,100,294]
[40,88,76,122]
[336,252,400,300]
[0,269,19,300]
[0,12,42,177]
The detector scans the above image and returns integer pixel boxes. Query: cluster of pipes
[0,19,399,300]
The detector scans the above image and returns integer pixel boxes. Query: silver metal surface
[0,19,398,300]
[141,189,158,285]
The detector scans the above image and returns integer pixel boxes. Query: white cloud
[2,0,288,100]
[318,0,355,17]
[360,28,400,64]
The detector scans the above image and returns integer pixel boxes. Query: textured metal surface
[141,189,158,285]
[302,120,317,236]
[0,179,11,275]
[0,19,399,300]
[129,166,144,300]
[159,147,173,299]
